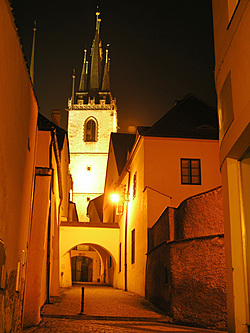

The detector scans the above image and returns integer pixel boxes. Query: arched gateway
[60,223,119,287]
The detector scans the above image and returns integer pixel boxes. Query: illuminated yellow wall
[144,137,221,214]
[110,135,221,297]
[0,0,38,330]
[212,1,250,331]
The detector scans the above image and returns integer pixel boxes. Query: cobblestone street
[23,284,226,332]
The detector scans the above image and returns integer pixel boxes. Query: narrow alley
[23,284,226,332]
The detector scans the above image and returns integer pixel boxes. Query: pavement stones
[23,284,226,332]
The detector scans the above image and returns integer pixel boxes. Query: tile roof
[111,133,136,175]
[140,95,218,140]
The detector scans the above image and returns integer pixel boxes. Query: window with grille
[84,118,97,142]
[181,158,201,185]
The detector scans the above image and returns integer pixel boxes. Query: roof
[87,194,104,222]
[140,95,219,140]
[37,113,68,153]
[111,133,136,175]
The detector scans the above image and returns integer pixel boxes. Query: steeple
[79,49,88,91]
[89,10,102,91]
[71,9,116,107]
[101,45,110,92]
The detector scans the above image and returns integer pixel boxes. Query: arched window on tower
[84,118,98,142]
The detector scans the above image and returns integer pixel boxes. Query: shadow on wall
[146,186,227,330]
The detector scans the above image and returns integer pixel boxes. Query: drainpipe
[124,170,131,291]
[46,196,51,303]
[46,137,53,304]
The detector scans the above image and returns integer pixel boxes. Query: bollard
[80,286,84,314]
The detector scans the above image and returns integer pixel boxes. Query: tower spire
[96,8,101,32]
[30,21,36,85]
[89,10,102,91]
[79,49,88,91]
[71,69,75,105]
[101,45,110,91]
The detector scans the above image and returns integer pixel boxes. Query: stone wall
[170,236,227,329]
[146,187,227,329]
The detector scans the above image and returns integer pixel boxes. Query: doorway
[71,256,93,282]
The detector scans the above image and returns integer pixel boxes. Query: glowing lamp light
[110,193,120,203]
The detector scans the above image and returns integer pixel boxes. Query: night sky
[11,1,217,133]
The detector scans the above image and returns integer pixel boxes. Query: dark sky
[11,1,217,133]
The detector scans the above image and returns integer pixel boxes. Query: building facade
[212,1,250,332]
[67,10,118,221]
[0,0,38,331]
[98,95,222,297]
[23,113,72,327]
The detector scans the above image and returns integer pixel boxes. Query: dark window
[109,256,112,268]
[133,172,137,198]
[131,229,135,264]
[85,119,97,142]
[181,158,201,185]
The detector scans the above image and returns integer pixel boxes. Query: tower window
[181,158,201,185]
[84,118,97,142]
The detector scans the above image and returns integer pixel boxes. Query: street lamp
[110,193,120,204]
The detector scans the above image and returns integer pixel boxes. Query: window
[181,158,201,185]
[84,118,97,142]
[133,172,137,198]
[109,256,112,268]
[131,229,135,264]
[218,72,234,141]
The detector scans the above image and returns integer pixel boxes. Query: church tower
[67,10,118,221]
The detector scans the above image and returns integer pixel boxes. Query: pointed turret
[71,69,76,104]
[79,49,88,91]
[101,46,110,92]
[89,10,102,91]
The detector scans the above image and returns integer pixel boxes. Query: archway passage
[60,223,119,287]
[71,256,93,282]
[61,241,116,288]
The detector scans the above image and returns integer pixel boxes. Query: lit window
[131,229,135,264]
[84,118,97,142]
[181,158,201,185]
[133,172,137,198]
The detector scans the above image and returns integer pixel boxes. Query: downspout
[46,136,53,304]
[124,169,131,292]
